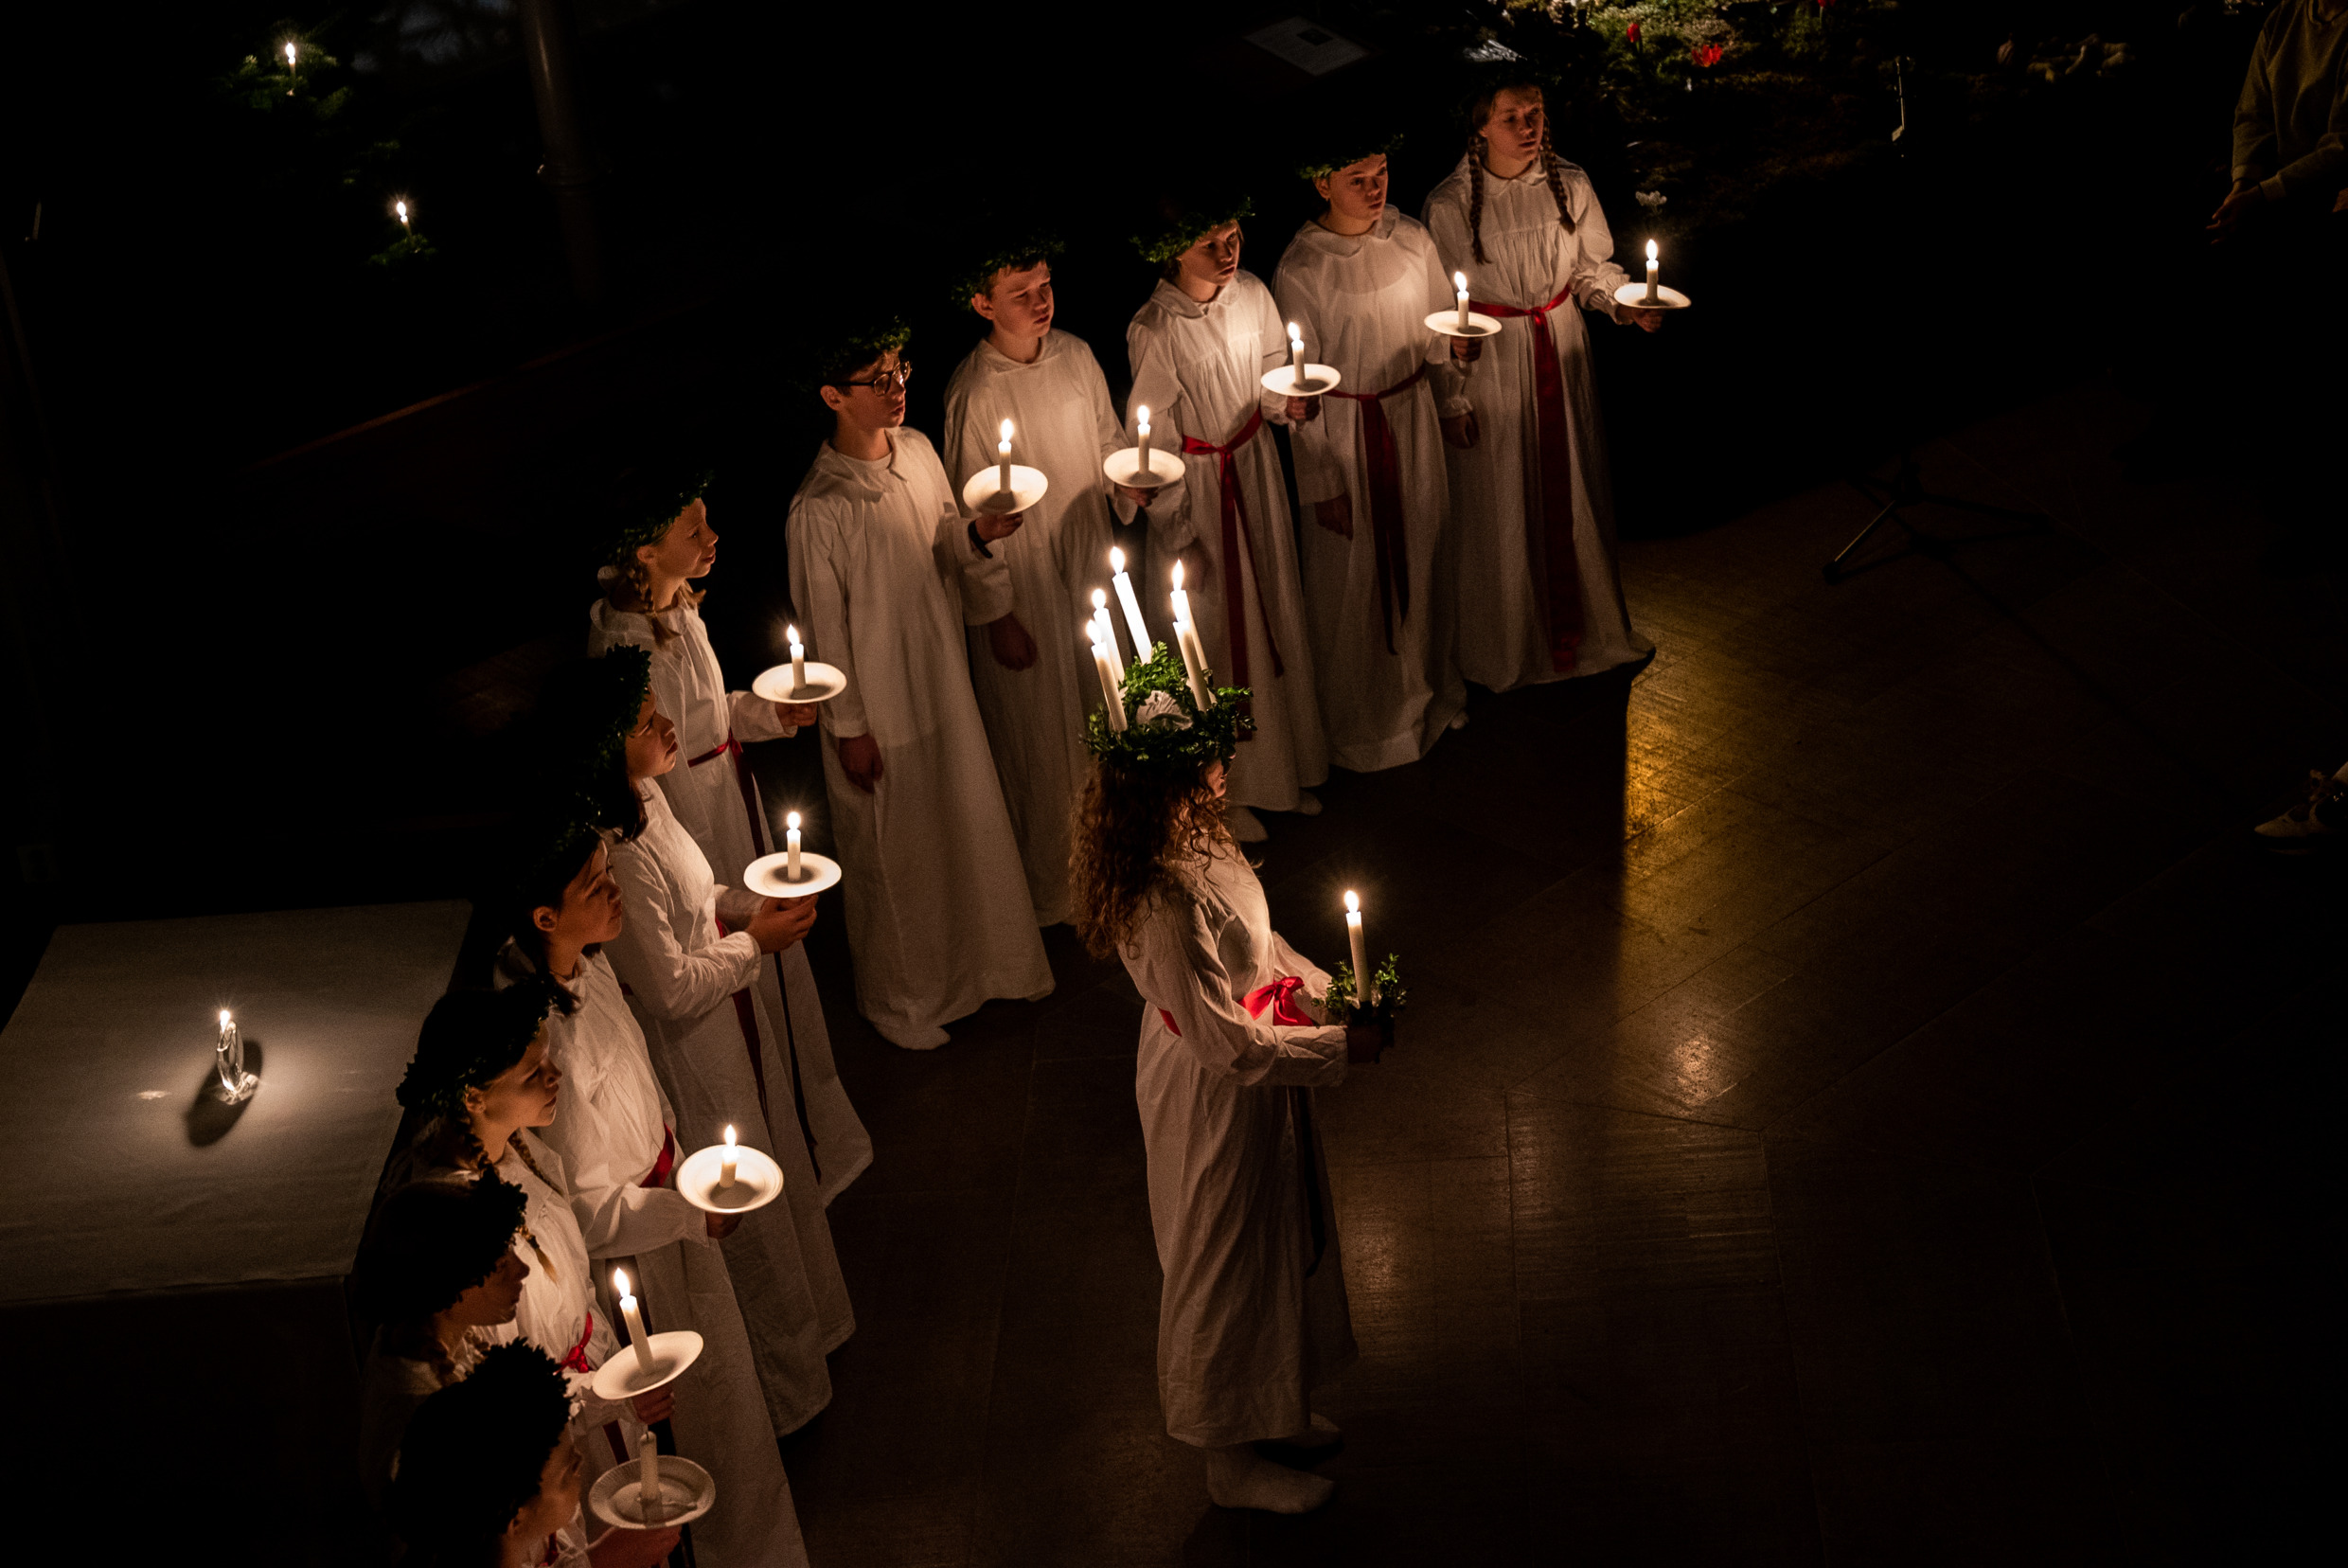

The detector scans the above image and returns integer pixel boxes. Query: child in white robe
[1275,143,1473,768]
[391,1343,680,1568]
[1422,78,1660,691]
[942,240,1145,925]
[495,816,809,1567]
[788,321,1054,1046]
[588,471,872,1203]
[548,648,859,1436]
[1069,652,1389,1515]
[1120,202,1328,840]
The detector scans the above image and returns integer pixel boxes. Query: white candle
[1109,547,1150,656]
[1454,270,1470,330]
[784,814,802,882]
[1135,404,1152,478]
[1091,590,1124,679]
[1288,321,1307,389]
[614,1268,659,1378]
[1343,892,1371,1009]
[997,418,1014,499]
[1173,620,1211,710]
[396,200,411,238]
[637,1426,663,1519]
[720,1123,738,1188]
[1645,239,1660,304]
[1169,559,1192,630]
[1087,631,1128,730]
[787,623,806,692]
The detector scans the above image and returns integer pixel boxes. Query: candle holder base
[1261,365,1342,398]
[1611,283,1692,311]
[751,661,847,704]
[1103,448,1178,489]
[1424,311,1503,338]
[589,1330,704,1402]
[743,849,842,899]
[675,1142,787,1215]
[960,466,1049,515]
[590,1456,717,1530]
[210,1067,260,1105]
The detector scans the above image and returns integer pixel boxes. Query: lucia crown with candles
[1083,642,1251,771]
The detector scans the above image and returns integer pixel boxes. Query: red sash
[560,1310,597,1373]
[1471,284,1585,673]
[1326,364,1428,654]
[1182,405,1281,701]
[639,1126,675,1188]
[689,731,770,855]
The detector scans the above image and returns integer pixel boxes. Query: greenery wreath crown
[396,983,560,1120]
[362,1173,532,1323]
[602,463,716,568]
[1131,196,1255,267]
[1296,129,1406,184]
[390,1342,572,1553]
[952,233,1064,309]
[807,317,913,395]
[1083,642,1252,770]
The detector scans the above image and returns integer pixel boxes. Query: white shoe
[1447,710,1469,731]
[2253,769,2345,853]
[1203,1445,1335,1514]
[1224,805,1269,842]
[1289,791,1323,817]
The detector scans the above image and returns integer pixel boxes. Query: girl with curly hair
[1071,653,1387,1515]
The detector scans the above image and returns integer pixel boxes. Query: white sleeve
[602,846,762,1021]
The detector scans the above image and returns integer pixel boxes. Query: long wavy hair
[1464,80,1576,266]
[1070,759,1234,959]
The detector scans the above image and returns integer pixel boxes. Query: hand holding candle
[1109,547,1150,656]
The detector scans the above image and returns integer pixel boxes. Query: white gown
[1118,846,1357,1446]
[589,595,872,1206]
[786,429,1055,1047]
[1422,155,1653,688]
[505,943,809,1568]
[1117,272,1329,812]
[604,781,856,1434]
[1274,213,1469,770]
[942,331,1128,926]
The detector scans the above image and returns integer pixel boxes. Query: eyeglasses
[838,363,913,393]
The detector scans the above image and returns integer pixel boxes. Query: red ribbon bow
[1469,284,1586,674]
[559,1310,597,1374]
[1326,364,1427,654]
[1182,405,1283,698]
[1156,975,1316,1037]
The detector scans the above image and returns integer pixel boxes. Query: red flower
[1627,21,1641,42]
[1692,43,1724,68]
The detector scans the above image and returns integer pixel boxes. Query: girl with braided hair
[1422,79,1661,693]
[494,812,811,1566]
[390,1342,680,1568]
[381,985,677,1518]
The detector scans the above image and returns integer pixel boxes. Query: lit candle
[1454,270,1470,330]
[395,200,411,239]
[787,623,806,692]
[1645,239,1659,305]
[1169,559,1192,630]
[614,1268,660,1377]
[637,1427,664,1520]
[216,1008,240,1086]
[1343,891,1370,1010]
[1135,404,1152,479]
[997,418,1014,500]
[1086,629,1128,730]
[720,1123,738,1188]
[1109,547,1150,656]
[1288,321,1307,389]
[284,41,297,97]
[1091,589,1124,680]
[1169,561,1216,709]
[784,814,802,882]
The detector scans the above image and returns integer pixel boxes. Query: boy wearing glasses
[786,322,1053,1050]
[941,235,1149,927]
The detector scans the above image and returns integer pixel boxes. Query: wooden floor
[755,379,2346,1566]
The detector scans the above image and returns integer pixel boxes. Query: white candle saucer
[1103,448,1179,489]
[1424,311,1503,338]
[675,1142,786,1215]
[751,661,847,704]
[1261,365,1342,398]
[589,1455,717,1530]
[744,849,841,899]
[589,1329,704,1402]
[961,465,1049,515]
[1611,283,1692,311]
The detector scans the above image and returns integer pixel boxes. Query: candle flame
[1137,404,1149,425]
[1645,239,1658,260]
[1343,890,1360,913]
[1454,270,1467,292]
[787,623,799,644]
[396,200,409,223]
[999,418,1014,442]
[1092,588,1108,610]
[1172,560,1184,589]
[723,1124,736,1148]
[285,42,297,65]
[614,1267,631,1298]
[1110,545,1125,572]
[785,811,800,830]
[219,1009,231,1026]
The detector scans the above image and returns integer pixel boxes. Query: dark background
[0,0,2259,997]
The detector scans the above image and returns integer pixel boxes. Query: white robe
[506,943,809,1568]
[1119,847,1357,1446]
[1274,213,1469,770]
[1422,155,1653,688]
[942,331,1128,926]
[786,429,1054,1047]
[1117,273,1329,812]
[589,595,872,1205]
[605,781,855,1434]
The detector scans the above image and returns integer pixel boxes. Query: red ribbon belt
[1471,284,1585,673]
[640,1126,675,1188]
[689,731,771,856]
[560,1310,597,1374]
[1182,404,1281,702]
[1326,364,1427,655]
[1244,975,1317,1026]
